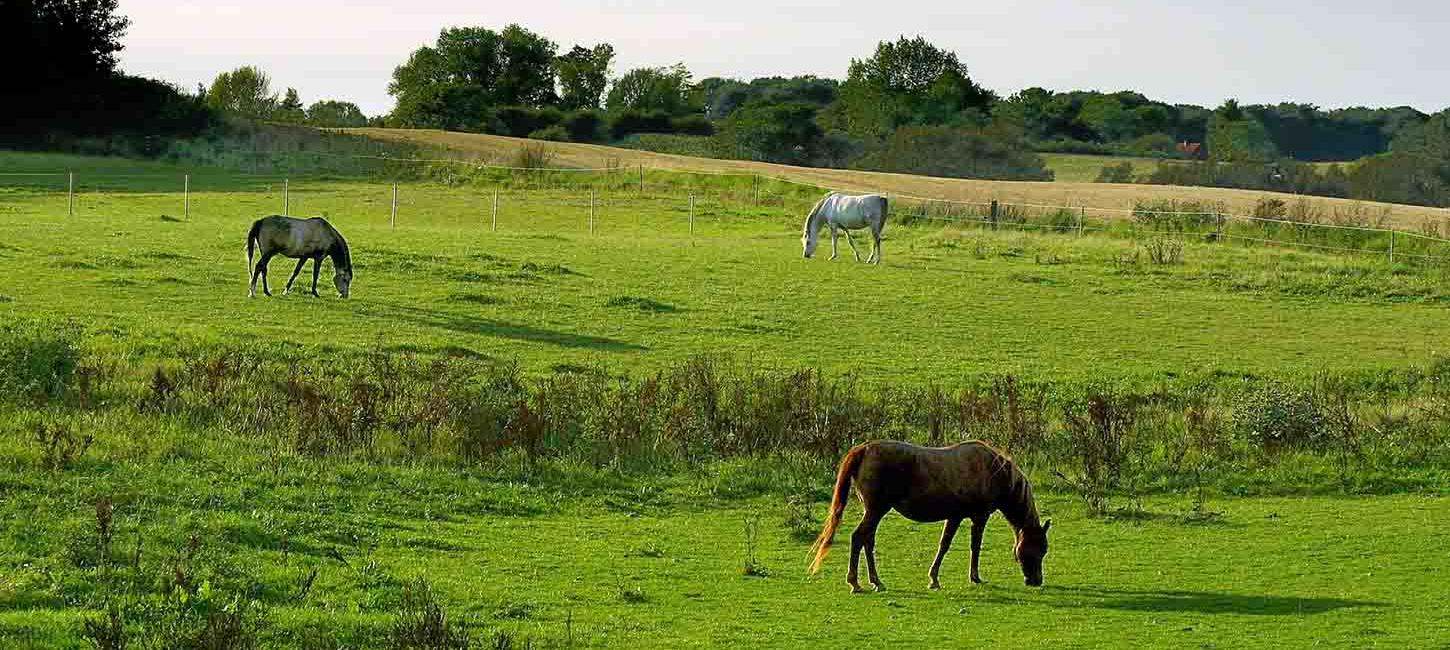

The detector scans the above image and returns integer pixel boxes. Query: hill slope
[351,128,1450,231]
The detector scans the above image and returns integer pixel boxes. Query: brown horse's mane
[979,441,1041,531]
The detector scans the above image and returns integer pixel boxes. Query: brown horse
[808,440,1051,591]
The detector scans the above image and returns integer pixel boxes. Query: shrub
[528,125,569,142]
[561,110,604,143]
[1252,197,1288,220]
[1143,234,1184,264]
[510,142,555,169]
[1057,389,1140,515]
[0,321,82,405]
[1095,162,1135,183]
[608,110,674,140]
[392,579,471,650]
[1231,381,1325,451]
[855,125,1053,181]
[670,114,714,136]
[493,106,564,139]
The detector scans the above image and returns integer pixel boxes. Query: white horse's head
[801,195,830,258]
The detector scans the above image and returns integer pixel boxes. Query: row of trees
[204,67,368,128]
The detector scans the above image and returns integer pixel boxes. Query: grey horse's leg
[283,258,307,295]
[309,257,322,296]
[970,516,988,583]
[869,225,883,265]
[829,225,840,260]
[842,228,862,262]
[929,518,962,590]
[251,252,275,297]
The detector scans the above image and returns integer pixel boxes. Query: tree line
[9,3,1450,207]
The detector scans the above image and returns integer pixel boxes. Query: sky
[117,0,1450,117]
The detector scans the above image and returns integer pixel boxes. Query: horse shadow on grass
[364,302,647,353]
[973,584,1385,616]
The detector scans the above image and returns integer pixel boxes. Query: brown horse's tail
[808,443,867,574]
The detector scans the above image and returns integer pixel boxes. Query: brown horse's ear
[1043,519,1052,533]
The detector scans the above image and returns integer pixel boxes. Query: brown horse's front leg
[929,518,962,590]
[970,516,988,583]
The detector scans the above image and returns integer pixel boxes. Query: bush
[492,106,564,139]
[670,114,714,136]
[1231,381,1326,451]
[0,321,82,405]
[392,579,471,650]
[562,110,605,143]
[609,110,675,140]
[528,125,569,142]
[855,125,1053,181]
[1096,162,1135,183]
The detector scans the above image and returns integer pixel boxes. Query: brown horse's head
[1014,519,1051,586]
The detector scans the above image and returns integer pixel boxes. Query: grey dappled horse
[246,215,353,298]
[801,192,889,264]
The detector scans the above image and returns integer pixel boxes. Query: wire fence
[6,154,1450,265]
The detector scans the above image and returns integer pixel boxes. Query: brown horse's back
[853,440,1010,523]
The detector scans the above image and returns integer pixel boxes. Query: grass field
[350,128,1450,231]
[2,150,1449,648]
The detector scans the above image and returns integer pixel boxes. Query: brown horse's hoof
[872,583,887,593]
[971,576,985,584]
[849,583,864,594]
[929,582,942,591]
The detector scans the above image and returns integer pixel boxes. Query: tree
[714,99,824,164]
[1207,100,1278,162]
[554,43,614,110]
[606,64,694,114]
[388,24,558,129]
[206,66,277,119]
[836,36,994,137]
[306,100,368,128]
[5,0,131,88]
[275,87,305,123]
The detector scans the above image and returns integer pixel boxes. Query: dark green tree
[388,24,558,128]
[275,87,305,122]
[714,99,824,164]
[836,36,995,137]
[554,43,614,110]
[606,64,694,114]
[306,100,368,127]
[5,0,130,88]
[206,66,277,119]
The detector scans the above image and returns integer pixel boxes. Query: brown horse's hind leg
[928,518,962,590]
[848,507,886,593]
[970,516,988,584]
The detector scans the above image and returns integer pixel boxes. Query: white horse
[801,192,889,264]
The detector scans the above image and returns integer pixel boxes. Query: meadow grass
[2,151,1449,648]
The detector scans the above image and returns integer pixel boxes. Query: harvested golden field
[351,127,1450,231]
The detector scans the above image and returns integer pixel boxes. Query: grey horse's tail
[246,218,263,277]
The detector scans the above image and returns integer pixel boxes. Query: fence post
[390,183,398,230]
[491,190,498,232]
[184,174,190,219]
[1078,206,1085,237]
[638,165,644,195]
[68,171,74,217]
[1389,230,1396,263]
[689,193,695,236]
[283,178,290,216]
[589,190,596,234]
[1215,209,1223,240]
[989,200,999,231]
[753,174,760,205]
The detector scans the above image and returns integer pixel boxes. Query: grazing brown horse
[808,440,1051,591]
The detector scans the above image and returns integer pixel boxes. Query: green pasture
[1,151,1448,648]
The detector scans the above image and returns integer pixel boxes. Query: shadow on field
[367,302,647,352]
[991,586,1385,615]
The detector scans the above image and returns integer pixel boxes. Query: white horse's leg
[843,228,862,262]
[830,226,840,260]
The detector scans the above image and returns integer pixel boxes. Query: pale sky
[118,1,1450,117]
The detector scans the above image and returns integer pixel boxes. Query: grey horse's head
[333,267,352,298]
[802,226,820,259]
